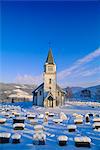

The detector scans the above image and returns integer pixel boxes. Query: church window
[40,91,41,95]
[58,92,59,96]
[49,79,51,84]
[49,87,51,90]
[35,92,37,96]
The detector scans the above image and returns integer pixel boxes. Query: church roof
[46,48,54,64]
[32,83,44,93]
[56,84,66,94]
[32,82,66,94]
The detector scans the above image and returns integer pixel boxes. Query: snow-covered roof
[32,83,44,93]
[56,84,66,94]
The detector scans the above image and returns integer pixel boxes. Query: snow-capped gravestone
[67,125,77,132]
[30,119,38,126]
[13,123,25,130]
[33,133,46,145]
[27,113,36,119]
[13,117,26,124]
[58,135,68,146]
[12,133,21,144]
[85,114,90,123]
[33,125,46,145]
[38,114,44,119]
[48,112,55,117]
[93,122,100,130]
[0,118,6,124]
[53,118,63,124]
[60,112,67,121]
[43,115,48,124]
[0,133,11,143]
[93,118,100,122]
[34,125,44,131]
[74,118,83,124]
[74,136,91,147]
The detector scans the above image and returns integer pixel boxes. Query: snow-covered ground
[0,101,100,150]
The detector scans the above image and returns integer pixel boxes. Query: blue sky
[0,0,100,87]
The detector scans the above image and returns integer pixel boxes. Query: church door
[48,96,53,107]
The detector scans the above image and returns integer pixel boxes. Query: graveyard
[0,101,100,150]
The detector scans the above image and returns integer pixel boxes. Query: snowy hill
[64,86,84,94]
[0,83,36,102]
[64,85,100,102]
[0,83,100,103]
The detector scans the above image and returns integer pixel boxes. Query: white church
[32,48,66,107]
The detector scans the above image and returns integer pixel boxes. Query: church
[32,48,66,107]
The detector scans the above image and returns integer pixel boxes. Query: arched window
[58,92,59,96]
[49,79,51,84]
[49,87,51,90]
[40,91,41,95]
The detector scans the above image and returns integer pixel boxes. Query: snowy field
[0,101,100,150]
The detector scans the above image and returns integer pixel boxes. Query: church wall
[36,88,44,106]
[33,94,37,105]
[33,86,44,106]
[55,90,65,106]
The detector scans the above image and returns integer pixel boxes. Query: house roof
[46,48,54,64]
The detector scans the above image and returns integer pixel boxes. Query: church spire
[46,48,54,64]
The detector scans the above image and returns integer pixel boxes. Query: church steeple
[46,48,54,64]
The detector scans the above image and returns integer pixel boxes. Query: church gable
[44,91,54,100]
[44,91,54,108]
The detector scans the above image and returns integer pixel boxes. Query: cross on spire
[48,41,51,49]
